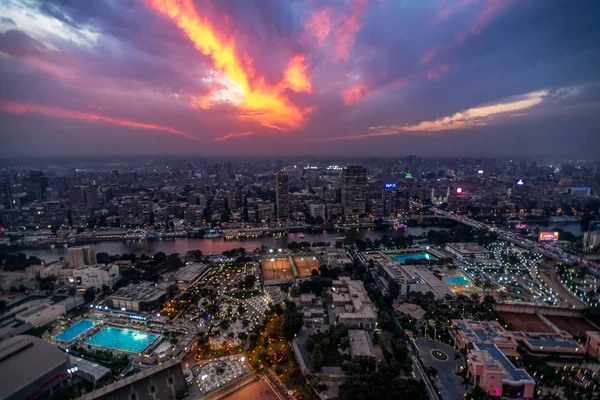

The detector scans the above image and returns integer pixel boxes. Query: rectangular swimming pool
[390,252,438,263]
[85,327,159,353]
[55,320,96,342]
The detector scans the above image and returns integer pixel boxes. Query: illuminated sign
[539,231,559,241]
[517,179,524,185]
[456,187,463,194]
[477,170,484,174]
[515,223,527,229]
[405,172,413,179]
[385,183,397,189]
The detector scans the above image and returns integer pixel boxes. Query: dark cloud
[0,0,598,157]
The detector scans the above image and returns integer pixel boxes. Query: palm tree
[68,286,77,308]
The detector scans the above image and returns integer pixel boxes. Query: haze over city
[1,0,599,157]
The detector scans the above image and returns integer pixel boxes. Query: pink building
[468,344,535,399]
[586,331,600,358]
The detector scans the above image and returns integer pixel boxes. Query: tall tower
[275,170,289,221]
[341,165,367,219]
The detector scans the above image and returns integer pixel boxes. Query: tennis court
[499,312,553,333]
[545,315,598,337]
[261,258,295,282]
[292,256,320,277]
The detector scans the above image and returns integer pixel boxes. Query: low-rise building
[377,260,454,299]
[348,329,375,359]
[326,248,353,269]
[173,263,210,290]
[468,343,535,399]
[69,356,111,384]
[452,320,519,356]
[295,294,326,328]
[332,277,377,329]
[75,264,120,289]
[394,303,426,323]
[16,303,66,327]
[108,283,167,312]
[445,242,491,259]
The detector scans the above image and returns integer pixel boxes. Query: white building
[76,264,120,289]
[16,304,66,327]
[68,245,97,267]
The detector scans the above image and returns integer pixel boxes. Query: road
[411,201,599,271]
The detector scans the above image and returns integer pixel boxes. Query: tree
[244,275,255,289]
[311,346,325,371]
[68,286,77,308]
[0,300,6,313]
[238,332,247,340]
[282,304,304,340]
[466,386,488,400]
[83,287,96,304]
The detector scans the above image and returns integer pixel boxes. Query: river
[9,222,583,263]
[10,226,436,263]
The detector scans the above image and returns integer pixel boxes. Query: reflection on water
[10,222,583,263]
[12,226,434,263]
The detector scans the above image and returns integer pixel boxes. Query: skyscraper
[341,165,367,219]
[275,170,289,221]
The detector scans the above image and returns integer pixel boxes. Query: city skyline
[1,0,599,157]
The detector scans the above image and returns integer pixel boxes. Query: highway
[411,200,599,271]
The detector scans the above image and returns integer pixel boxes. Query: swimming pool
[444,275,470,286]
[55,320,96,342]
[85,327,159,353]
[391,252,438,263]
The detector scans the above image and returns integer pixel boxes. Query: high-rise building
[275,170,289,220]
[67,187,85,207]
[83,185,100,210]
[27,171,48,201]
[341,165,367,218]
[1,179,13,209]
[68,245,97,267]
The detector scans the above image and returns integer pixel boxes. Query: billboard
[385,183,397,189]
[539,231,559,241]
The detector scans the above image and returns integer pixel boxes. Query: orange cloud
[213,131,255,141]
[335,0,368,61]
[147,0,307,131]
[341,83,369,105]
[306,8,331,44]
[0,102,193,139]
[283,55,312,93]
[426,64,450,80]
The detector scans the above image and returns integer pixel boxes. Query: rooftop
[69,356,111,381]
[109,283,166,303]
[0,336,70,398]
[446,242,490,254]
[348,330,374,358]
[474,343,534,383]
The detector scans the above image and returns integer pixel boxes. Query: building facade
[341,165,367,219]
[68,245,97,267]
[276,170,289,221]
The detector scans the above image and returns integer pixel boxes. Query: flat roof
[0,336,69,398]
[446,242,490,254]
[348,330,374,357]
[109,283,166,303]
[69,356,111,380]
[476,343,533,382]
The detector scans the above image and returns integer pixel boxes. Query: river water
[12,226,434,263]
[10,222,583,263]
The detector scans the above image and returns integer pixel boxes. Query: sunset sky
[1,0,599,157]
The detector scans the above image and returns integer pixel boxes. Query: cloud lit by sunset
[0,0,597,155]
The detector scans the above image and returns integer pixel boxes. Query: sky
[0,0,599,158]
